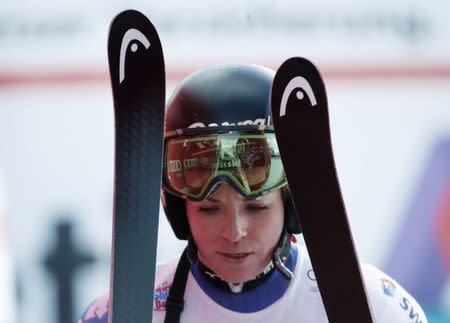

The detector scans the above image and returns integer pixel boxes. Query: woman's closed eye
[245,203,269,213]
[198,205,220,214]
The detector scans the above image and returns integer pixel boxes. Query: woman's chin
[215,269,255,284]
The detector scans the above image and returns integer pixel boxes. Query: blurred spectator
[0,169,17,322]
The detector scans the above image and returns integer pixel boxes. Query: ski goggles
[162,130,287,200]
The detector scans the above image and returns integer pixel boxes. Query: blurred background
[0,0,449,322]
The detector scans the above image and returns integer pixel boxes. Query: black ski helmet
[162,64,300,239]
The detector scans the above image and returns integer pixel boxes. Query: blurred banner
[0,1,449,323]
[1,0,450,84]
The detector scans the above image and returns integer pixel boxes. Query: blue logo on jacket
[381,278,396,297]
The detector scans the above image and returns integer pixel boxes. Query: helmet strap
[272,229,294,280]
[164,248,189,323]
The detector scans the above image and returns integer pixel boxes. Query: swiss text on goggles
[163,130,287,200]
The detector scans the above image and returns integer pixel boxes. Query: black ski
[271,57,374,323]
[107,10,165,323]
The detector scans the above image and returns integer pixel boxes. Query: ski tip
[271,56,328,125]
[276,57,325,80]
[108,9,153,33]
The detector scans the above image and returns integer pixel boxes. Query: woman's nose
[221,211,247,243]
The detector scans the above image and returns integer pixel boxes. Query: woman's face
[186,184,284,283]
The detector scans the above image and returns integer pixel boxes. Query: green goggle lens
[163,131,286,200]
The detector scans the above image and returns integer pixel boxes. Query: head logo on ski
[279,76,317,117]
[108,10,165,107]
[119,28,151,84]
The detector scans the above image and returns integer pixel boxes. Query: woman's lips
[219,252,252,262]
